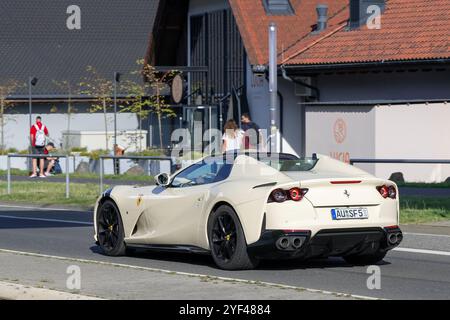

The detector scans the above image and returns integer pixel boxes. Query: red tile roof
[229,0,450,66]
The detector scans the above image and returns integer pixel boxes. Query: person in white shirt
[222,119,243,153]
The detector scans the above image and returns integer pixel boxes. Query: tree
[79,66,114,151]
[0,80,20,150]
[121,60,177,150]
[53,80,78,151]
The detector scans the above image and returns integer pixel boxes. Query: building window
[190,9,246,105]
[262,0,294,15]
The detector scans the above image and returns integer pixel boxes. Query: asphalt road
[0,205,449,300]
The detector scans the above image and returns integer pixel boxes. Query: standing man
[30,116,49,178]
[240,113,264,151]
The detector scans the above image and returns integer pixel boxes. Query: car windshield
[171,156,234,188]
[260,158,318,172]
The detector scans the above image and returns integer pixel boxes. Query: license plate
[331,208,369,220]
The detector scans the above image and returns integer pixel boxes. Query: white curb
[0,281,103,300]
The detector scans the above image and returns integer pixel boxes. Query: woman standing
[222,119,243,153]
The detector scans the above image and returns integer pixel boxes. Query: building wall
[245,61,304,156]
[305,105,376,175]
[3,109,139,151]
[317,69,450,102]
[308,68,450,182]
[374,103,450,182]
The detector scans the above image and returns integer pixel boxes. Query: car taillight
[377,185,397,199]
[388,186,397,199]
[377,185,389,198]
[271,189,288,203]
[269,188,308,203]
[289,188,305,201]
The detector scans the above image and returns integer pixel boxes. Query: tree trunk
[66,88,72,151]
[0,98,4,150]
[103,98,109,151]
[157,84,163,150]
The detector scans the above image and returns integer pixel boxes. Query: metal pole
[99,157,104,193]
[7,155,11,194]
[268,23,278,153]
[113,72,118,148]
[1,98,4,150]
[65,156,70,199]
[219,101,223,132]
[28,77,32,137]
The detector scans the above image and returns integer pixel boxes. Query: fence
[6,154,73,198]
[350,159,450,165]
[98,155,175,193]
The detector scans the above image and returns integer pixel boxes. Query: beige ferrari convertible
[94,152,402,270]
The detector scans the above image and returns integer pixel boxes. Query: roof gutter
[281,58,450,74]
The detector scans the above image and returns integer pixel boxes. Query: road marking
[403,232,450,239]
[0,215,93,226]
[394,247,450,257]
[0,248,380,300]
[0,204,91,212]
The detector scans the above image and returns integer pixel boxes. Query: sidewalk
[0,251,360,300]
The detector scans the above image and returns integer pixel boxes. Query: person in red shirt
[30,116,49,178]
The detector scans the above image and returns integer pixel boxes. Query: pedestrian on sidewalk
[241,113,264,151]
[42,142,58,176]
[222,119,243,153]
[29,116,49,178]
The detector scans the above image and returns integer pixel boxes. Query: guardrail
[6,154,73,198]
[98,155,174,193]
[350,159,450,165]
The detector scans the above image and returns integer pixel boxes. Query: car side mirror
[155,173,171,187]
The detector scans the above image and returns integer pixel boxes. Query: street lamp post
[28,77,38,172]
[268,23,278,153]
[113,72,121,174]
[113,72,121,149]
[28,77,38,136]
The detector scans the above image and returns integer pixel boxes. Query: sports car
[93,152,403,270]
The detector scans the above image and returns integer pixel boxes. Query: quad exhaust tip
[277,237,290,249]
[388,232,403,245]
[276,236,306,250]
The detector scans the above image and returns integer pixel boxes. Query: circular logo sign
[333,118,347,144]
[171,74,184,104]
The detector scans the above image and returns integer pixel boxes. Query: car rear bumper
[247,226,402,260]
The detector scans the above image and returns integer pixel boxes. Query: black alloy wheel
[97,200,127,256]
[208,205,259,270]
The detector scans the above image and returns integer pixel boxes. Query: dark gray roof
[0,0,159,96]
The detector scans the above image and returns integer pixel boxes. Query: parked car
[93,152,402,270]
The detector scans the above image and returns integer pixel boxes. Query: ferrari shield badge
[137,194,143,207]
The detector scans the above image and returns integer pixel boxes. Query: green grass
[0,169,154,182]
[400,196,450,224]
[397,182,450,189]
[0,181,106,209]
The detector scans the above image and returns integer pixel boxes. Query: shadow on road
[89,245,391,271]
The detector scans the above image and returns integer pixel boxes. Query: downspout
[277,91,283,153]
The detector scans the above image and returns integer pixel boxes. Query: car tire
[208,205,259,270]
[343,251,387,265]
[96,199,127,256]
